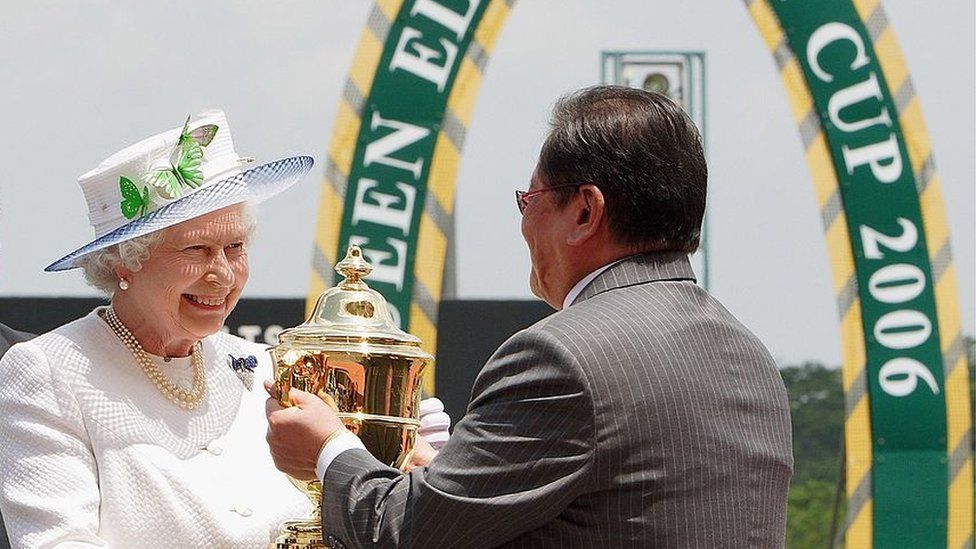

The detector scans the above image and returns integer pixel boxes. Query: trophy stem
[270,517,325,549]
[270,481,326,549]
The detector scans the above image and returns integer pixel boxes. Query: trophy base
[270,519,326,549]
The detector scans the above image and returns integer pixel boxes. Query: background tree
[781,343,976,547]
[780,362,844,548]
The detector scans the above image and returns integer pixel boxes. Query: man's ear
[567,184,605,246]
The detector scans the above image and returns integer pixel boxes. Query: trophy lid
[276,245,426,351]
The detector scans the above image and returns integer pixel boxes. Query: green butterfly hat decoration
[119,176,151,220]
[119,115,219,220]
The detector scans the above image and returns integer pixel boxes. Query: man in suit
[265,85,793,548]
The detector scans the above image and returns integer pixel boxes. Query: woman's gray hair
[77,203,258,296]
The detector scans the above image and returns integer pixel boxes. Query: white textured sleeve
[0,342,108,548]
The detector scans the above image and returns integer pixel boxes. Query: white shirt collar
[561,258,626,310]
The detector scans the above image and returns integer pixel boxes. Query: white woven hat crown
[80,109,244,238]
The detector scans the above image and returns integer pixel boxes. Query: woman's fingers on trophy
[418,397,451,451]
[419,429,450,450]
[419,411,450,431]
[419,397,444,416]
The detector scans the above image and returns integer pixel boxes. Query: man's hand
[264,379,344,481]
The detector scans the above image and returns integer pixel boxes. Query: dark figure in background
[0,323,31,359]
[266,86,794,548]
[0,321,32,549]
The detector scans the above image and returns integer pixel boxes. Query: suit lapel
[572,252,696,306]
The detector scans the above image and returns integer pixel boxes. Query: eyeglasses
[514,183,581,215]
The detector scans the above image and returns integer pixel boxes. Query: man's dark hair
[538,85,707,253]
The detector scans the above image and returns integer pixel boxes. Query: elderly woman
[0,111,318,547]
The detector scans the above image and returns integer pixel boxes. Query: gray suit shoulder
[539,278,776,370]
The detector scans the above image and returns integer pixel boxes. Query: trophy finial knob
[335,245,373,285]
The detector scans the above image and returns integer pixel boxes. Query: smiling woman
[77,205,257,358]
[0,111,317,547]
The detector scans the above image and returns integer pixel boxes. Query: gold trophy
[269,245,433,548]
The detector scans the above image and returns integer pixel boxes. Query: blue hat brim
[45,155,314,272]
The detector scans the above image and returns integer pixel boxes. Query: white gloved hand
[418,397,451,451]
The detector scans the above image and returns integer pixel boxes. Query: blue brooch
[228,354,258,391]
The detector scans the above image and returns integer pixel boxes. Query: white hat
[46,110,312,271]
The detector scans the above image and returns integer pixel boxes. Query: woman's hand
[402,399,451,472]
[418,397,451,451]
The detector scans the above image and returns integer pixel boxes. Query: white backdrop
[0,1,972,367]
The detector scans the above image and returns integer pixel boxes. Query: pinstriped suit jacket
[321,252,793,548]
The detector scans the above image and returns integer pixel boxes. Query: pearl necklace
[104,307,207,410]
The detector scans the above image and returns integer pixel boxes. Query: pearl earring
[119,279,130,291]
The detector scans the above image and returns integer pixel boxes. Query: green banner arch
[308,1,972,545]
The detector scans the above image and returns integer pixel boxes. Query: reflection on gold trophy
[268,245,433,548]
